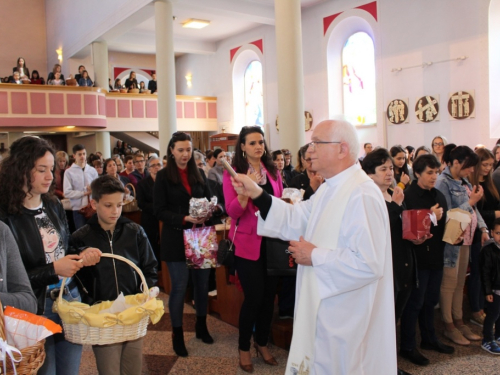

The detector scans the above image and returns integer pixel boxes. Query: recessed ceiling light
[182,19,210,29]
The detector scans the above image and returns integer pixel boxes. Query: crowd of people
[3,123,500,374]
[2,57,158,93]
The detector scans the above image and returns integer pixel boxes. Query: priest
[231,119,397,374]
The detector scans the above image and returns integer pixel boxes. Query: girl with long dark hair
[0,136,101,375]
[390,145,411,189]
[223,126,282,372]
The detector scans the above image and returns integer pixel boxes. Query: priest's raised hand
[230,174,263,199]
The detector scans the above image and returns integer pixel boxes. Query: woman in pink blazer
[223,126,283,373]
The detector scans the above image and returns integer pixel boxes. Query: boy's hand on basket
[54,254,84,277]
[80,247,102,266]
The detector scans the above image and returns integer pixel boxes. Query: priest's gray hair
[331,119,360,162]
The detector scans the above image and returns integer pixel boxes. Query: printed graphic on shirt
[34,211,65,264]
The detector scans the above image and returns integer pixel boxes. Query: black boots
[172,326,188,357]
[195,315,214,344]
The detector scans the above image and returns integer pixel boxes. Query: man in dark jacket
[71,175,157,375]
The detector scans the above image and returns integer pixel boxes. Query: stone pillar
[92,41,109,90]
[155,0,177,157]
[274,0,305,153]
[95,131,111,159]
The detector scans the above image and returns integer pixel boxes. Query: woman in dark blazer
[154,132,215,357]
[137,156,162,265]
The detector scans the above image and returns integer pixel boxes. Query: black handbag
[266,237,297,276]
[217,219,239,267]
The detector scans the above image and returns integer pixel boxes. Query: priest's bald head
[308,119,360,179]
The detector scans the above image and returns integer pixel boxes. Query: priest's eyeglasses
[307,141,341,150]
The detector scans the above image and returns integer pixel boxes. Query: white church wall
[174,0,493,153]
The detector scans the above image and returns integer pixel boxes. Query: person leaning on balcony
[47,63,65,84]
[125,71,138,91]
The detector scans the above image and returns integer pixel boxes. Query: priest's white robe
[257,164,397,375]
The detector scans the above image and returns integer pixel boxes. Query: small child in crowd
[480,217,500,355]
[71,175,158,374]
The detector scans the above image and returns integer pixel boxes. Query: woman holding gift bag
[436,144,488,346]
[398,154,453,367]
[223,126,283,373]
[153,131,215,357]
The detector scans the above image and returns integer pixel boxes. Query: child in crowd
[480,217,500,354]
[71,175,158,375]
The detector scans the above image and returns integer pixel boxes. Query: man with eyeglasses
[130,153,150,187]
[231,119,396,374]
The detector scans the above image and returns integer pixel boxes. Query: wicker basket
[55,253,162,346]
[122,183,139,213]
[0,302,46,375]
[128,88,140,94]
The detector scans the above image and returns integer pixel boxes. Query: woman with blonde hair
[431,135,448,172]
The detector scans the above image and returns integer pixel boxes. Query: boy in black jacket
[480,217,500,355]
[72,175,158,375]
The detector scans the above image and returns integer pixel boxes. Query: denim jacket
[436,166,487,268]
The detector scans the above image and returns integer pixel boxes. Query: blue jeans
[400,268,443,351]
[72,211,87,230]
[167,262,210,327]
[468,242,485,313]
[38,286,83,375]
[483,293,500,342]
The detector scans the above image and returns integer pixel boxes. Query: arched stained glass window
[244,61,263,127]
[342,32,376,126]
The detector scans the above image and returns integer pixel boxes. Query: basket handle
[125,183,136,197]
[0,300,6,341]
[58,253,149,304]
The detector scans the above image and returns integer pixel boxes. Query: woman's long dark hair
[390,145,410,176]
[0,136,56,214]
[442,144,478,170]
[232,126,277,180]
[166,132,204,185]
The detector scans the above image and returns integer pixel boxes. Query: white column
[155,0,177,158]
[96,131,111,159]
[92,41,109,90]
[274,0,305,153]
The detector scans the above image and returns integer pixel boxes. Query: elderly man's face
[308,121,348,178]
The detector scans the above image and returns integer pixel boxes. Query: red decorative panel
[176,101,183,118]
[98,96,106,116]
[30,93,46,114]
[49,93,64,114]
[323,12,343,35]
[0,92,8,113]
[196,102,207,118]
[230,46,242,63]
[250,39,263,54]
[84,95,97,115]
[132,100,144,118]
[67,94,81,115]
[146,101,157,118]
[11,92,28,114]
[208,103,217,119]
[184,102,195,118]
[106,99,116,117]
[0,117,106,127]
[118,100,131,118]
[356,1,377,21]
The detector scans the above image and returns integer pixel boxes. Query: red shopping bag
[402,209,432,240]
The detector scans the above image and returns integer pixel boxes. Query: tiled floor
[79,292,499,374]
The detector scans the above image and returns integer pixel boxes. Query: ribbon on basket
[0,338,22,375]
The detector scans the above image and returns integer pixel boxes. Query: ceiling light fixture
[182,19,210,29]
